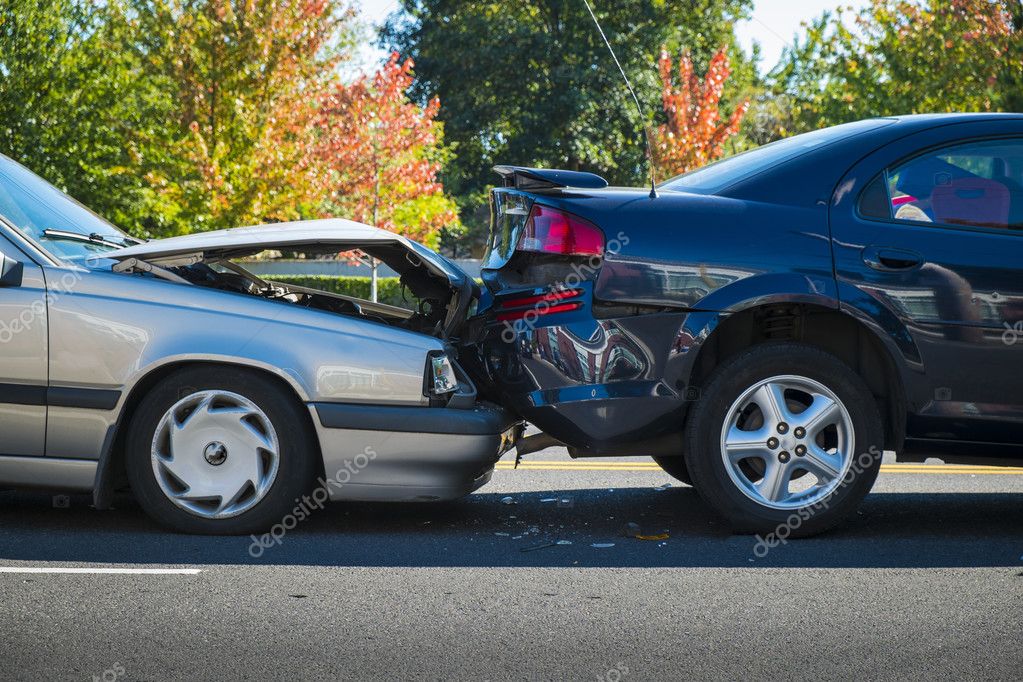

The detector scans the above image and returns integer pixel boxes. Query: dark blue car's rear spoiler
[493,165,609,191]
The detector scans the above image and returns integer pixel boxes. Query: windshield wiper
[41,229,140,249]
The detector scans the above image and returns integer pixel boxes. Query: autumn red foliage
[310,52,458,248]
[651,46,749,178]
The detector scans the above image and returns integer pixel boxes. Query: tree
[1,0,464,247]
[130,0,358,236]
[651,46,748,178]
[772,0,1023,134]
[382,0,754,254]
[312,53,458,248]
[309,52,459,297]
[0,0,170,234]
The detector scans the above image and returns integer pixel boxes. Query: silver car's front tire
[151,390,281,520]
[126,366,317,535]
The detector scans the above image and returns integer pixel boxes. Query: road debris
[591,543,616,549]
[500,496,517,505]
[625,522,670,541]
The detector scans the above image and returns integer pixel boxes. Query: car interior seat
[991,157,1023,229]
[894,156,972,222]
[931,176,1011,229]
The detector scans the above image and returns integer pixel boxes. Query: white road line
[0,567,201,575]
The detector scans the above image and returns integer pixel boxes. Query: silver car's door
[0,231,47,455]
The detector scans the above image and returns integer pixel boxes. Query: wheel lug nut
[794,427,806,439]
[778,451,791,463]
[767,437,779,449]
[795,444,807,456]
[777,422,789,434]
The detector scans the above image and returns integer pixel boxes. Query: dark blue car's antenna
[581,0,658,199]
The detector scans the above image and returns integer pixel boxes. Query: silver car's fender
[44,266,444,464]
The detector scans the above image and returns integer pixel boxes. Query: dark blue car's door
[830,119,1023,448]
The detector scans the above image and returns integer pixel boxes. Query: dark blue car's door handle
[862,246,923,272]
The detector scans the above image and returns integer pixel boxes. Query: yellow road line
[495,465,660,471]
[495,461,1023,475]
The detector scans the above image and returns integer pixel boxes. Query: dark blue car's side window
[868,138,1023,232]
[857,174,891,220]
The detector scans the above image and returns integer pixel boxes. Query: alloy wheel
[718,374,855,510]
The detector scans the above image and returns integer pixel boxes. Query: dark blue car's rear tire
[684,343,883,538]
[652,456,693,486]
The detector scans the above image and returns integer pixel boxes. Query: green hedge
[269,276,412,308]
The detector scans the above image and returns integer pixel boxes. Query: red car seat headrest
[931,177,1010,228]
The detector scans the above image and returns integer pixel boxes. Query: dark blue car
[469,113,1023,536]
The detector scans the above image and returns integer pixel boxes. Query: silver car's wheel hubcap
[719,375,855,510]
[151,390,280,519]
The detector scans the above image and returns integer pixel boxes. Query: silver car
[0,154,519,534]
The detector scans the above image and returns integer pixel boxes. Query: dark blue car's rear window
[661,118,896,195]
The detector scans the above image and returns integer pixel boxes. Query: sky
[354,0,871,74]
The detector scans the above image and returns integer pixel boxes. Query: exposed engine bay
[107,222,479,341]
[164,242,470,338]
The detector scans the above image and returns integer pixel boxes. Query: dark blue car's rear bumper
[474,282,698,451]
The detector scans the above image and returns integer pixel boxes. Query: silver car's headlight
[427,353,458,395]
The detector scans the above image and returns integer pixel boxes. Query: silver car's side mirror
[0,252,24,287]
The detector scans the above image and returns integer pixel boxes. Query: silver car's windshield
[0,154,134,265]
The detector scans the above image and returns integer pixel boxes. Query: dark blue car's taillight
[517,205,604,257]
[494,288,585,322]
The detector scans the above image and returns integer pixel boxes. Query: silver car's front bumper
[308,401,520,502]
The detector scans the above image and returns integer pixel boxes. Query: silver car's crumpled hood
[109,218,469,288]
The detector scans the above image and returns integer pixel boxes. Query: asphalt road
[1,448,1021,681]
